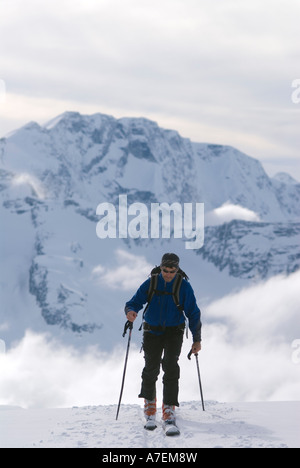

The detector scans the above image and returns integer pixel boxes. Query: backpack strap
[138,266,160,331]
[172,271,184,312]
[172,268,189,338]
[147,266,161,303]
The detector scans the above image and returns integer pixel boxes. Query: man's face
[161,266,178,283]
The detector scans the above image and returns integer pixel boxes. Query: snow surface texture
[0,401,299,448]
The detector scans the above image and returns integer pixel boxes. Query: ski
[163,420,180,436]
[144,416,157,431]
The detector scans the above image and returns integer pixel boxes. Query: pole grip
[122,320,133,337]
[187,349,198,360]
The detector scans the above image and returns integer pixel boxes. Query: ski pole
[116,320,133,420]
[188,349,205,411]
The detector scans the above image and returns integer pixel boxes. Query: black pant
[138,327,184,407]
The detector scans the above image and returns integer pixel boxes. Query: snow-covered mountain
[1,111,299,219]
[0,111,299,349]
[199,220,300,279]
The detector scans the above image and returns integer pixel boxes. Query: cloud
[206,271,300,342]
[199,271,300,402]
[0,79,5,104]
[0,339,5,354]
[12,173,45,199]
[92,249,152,291]
[0,330,132,408]
[1,0,300,180]
[206,202,260,226]
[0,271,299,408]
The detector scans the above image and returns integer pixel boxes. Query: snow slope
[0,401,299,448]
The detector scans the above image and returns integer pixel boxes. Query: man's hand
[192,342,201,354]
[126,310,137,322]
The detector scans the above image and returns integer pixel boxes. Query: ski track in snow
[1,401,299,448]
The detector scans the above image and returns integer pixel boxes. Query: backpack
[139,266,189,331]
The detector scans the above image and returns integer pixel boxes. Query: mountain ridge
[1,110,299,221]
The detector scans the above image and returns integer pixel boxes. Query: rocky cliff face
[199,220,300,279]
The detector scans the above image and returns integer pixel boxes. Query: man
[125,253,202,432]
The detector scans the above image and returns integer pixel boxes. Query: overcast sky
[1,0,300,179]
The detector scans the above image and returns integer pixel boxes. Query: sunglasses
[161,268,178,274]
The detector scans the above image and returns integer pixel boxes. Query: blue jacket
[125,273,202,342]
